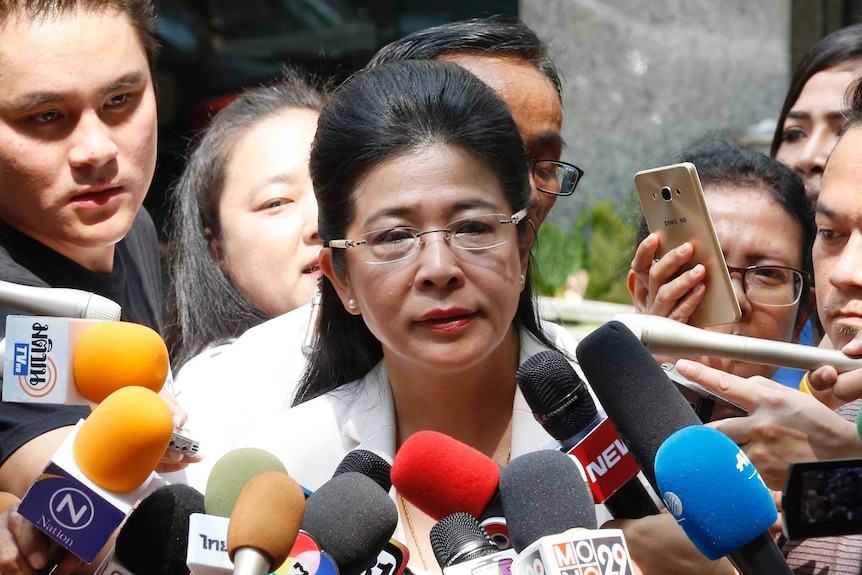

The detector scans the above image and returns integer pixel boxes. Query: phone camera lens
[661,186,672,201]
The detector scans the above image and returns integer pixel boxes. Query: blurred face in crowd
[700,185,807,379]
[0,8,157,271]
[775,62,862,200]
[813,125,862,350]
[441,54,563,227]
[210,108,322,316]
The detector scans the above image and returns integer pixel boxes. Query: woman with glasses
[237,59,590,572]
[627,135,815,381]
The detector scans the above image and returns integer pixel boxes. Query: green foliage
[533,213,586,297]
[533,200,636,303]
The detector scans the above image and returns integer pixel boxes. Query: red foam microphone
[391,430,509,549]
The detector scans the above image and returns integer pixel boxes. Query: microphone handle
[602,477,660,519]
[727,533,793,575]
[642,318,862,373]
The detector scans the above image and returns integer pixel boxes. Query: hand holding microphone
[676,359,862,490]
[576,321,792,575]
[14,386,174,568]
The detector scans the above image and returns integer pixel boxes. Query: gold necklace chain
[400,494,429,571]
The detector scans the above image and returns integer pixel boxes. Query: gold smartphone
[634,162,741,327]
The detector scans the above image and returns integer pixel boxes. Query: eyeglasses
[531,160,585,196]
[327,209,528,265]
[726,265,809,307]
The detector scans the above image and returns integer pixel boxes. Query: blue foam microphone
[655,425,791,573]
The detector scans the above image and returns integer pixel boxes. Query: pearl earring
[347,298,357,310]
[519,274,525,285]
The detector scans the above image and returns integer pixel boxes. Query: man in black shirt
[0,1,173,571]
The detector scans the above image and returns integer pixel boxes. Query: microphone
[500,451,635,575]
[3,319,168,404]
[499,449,597,552]
[575,320,789,575]
[188,447,289,575]
[301,471,399,575]
[113,483,206,575]
[616,313,862,372]
[430,512,515,574]
[390,430,509,549]
[333,448,392,492]
[517,351,660,519]
[0,491,19,513]
[655,425,791,574]
[0,279,121,321]
[227,471,306,575]
[16,386,173,564]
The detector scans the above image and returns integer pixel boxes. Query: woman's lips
[418,309,476,332]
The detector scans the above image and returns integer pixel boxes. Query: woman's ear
[320,248,360,315]
[205,227,224,263]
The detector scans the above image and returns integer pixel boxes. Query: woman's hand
[676,359,862,490]
[155,388,203,474]
[628,233,706,323]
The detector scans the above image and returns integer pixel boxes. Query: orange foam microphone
[73,385,173,492]
[0,491,19,513]
[73,321,169,403]
[17,386,173,565]
[227,471,306,575]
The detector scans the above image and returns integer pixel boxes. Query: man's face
[813,126,862,349]
[0,8,157,268]
[440,54,564,229]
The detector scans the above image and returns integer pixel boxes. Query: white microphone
[0,280,121,321]
[615,313,862,373]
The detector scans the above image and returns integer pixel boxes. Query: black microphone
[498,449,597,553]
[501,450,635,574]
[430,512,504,573]
[575,321,792,575]
[301,471,399,575]
[517,351,660,519]
[333,448,392,492]
[114,483,205,575]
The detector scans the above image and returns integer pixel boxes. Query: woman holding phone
[627,135,814,381]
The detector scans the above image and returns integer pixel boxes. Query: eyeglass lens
[361,214,514,263]
[737,266,804,306]
[532,160,581,196]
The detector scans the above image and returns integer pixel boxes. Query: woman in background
[165,71,325,370]
[163,73,326,490]
[628,135,814,381]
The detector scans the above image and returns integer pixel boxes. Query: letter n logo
[49,488,95,530]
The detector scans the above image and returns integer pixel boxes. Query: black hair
[770,24,862,157]
[367,14,561,102]
[165,70,327,369]
[0,0,159,67]
[294,59,557,404]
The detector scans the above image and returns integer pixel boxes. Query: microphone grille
[516,351,598,439]
[83,293,122,321]
[430,512,498,569]
[334,449,392,492]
